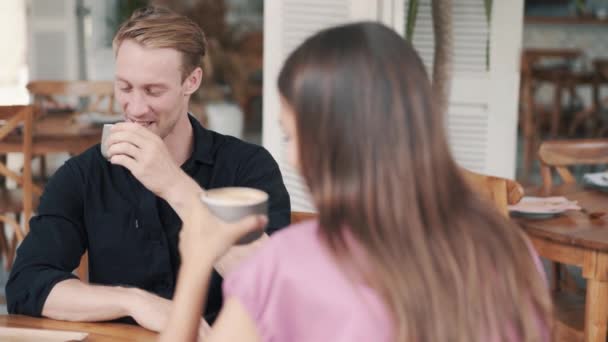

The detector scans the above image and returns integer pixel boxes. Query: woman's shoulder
[238,219,321,271]
[224,219,393,341]
[228,219,320,276]
[268,219,319,244]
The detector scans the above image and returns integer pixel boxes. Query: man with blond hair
[7,6,290,332]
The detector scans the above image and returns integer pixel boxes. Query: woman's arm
[159,257,213,342]
[206,297,260,342]
[159,259,260,342]
[158,193,266,342]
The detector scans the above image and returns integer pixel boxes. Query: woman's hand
[179,199,268,268]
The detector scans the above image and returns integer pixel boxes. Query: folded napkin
[583,171,608,187]
[508,196,581,213]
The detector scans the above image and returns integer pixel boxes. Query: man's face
[114,39,191,139]
[279,97,300,171]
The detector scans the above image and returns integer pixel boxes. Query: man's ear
[183,67,203,95]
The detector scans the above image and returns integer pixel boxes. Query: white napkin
[508,196,581,214]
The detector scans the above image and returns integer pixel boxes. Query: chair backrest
[460,168,524,217]
[27,80,116,116]
[521,48,582,74]
[538,139,608,193]
[0,105,35,239]
[595,58,608,80]
[291,211,317,224]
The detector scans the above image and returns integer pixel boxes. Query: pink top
[223,220,549,341]
[223,220,392,341]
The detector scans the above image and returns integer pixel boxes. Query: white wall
[0,0,28,105]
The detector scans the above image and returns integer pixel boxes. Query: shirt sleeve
[6,160,87,316]
[236,146,291,234]
[223,240,281,340]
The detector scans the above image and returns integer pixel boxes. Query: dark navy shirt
[6,115,291,324]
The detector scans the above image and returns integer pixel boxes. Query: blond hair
[113,6,207,81]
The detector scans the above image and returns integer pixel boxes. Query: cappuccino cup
[201,187,268,244]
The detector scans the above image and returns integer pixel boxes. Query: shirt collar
[188,114,214,165]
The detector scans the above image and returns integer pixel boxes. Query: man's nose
[124,91,148,118]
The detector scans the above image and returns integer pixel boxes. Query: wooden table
[515,184,608,342]
[0,315,157,341]
[0,112,102,155]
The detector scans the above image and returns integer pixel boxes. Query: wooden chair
[27,80,117,181]
[595,60,608,136]
[519,48,582,181]
[538,139,608,292]
[460,168,524,217]
[567,59,608,136]
[536,139,608,341]
[291,211,317,224]
[27,80,116,117]
[538,139,608,194]
[0,105,39,269]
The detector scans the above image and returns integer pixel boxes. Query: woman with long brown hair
[156,22,551,341]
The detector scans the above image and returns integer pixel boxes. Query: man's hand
[106,122,202,214]
[127,288,210,334]
[106,122,188,197]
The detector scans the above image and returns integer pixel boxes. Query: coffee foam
[203,188,268,206]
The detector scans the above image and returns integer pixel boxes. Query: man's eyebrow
[115,78,168,89]
[143,83,169,89]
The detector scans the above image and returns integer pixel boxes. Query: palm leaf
[406,0,419,42]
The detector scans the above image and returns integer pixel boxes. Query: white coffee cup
[201,187,268,244]
[100,124,114,159]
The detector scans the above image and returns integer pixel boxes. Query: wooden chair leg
[551,82,564,137]
[76,252,89,283]
[0,223,8,270]
[521,78,536,182]
[553,261,562,293]
[568,106,595,136]
[585,279,608,342]
[39,155,47,181]
[6,233,17,270]
[6,212,22,270]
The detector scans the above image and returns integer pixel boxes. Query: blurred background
[0,0,265,143]
[0,0,607,311]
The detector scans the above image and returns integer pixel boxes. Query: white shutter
[27,0,78,80]
[85,0,115,81]
[263,0,379,212]
[399,0,523,178]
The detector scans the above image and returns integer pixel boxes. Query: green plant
[405,0,419,42]
[575,0,586,13]
[405,0,492,70]
[105,0,149,46]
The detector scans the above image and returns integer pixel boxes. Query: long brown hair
[278,22,551,341]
